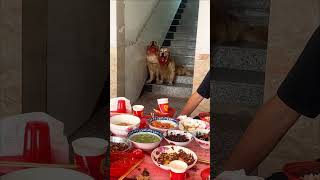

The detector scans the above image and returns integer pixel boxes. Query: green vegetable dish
[130,133,160,143]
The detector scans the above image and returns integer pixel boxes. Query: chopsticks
[198,158,210,164]
[118,158,144,180]
[0,161,77,169]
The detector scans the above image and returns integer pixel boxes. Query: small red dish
[199,112,210,122]
[153,107,176,118]
[201,168,210,180]
[283,161,320,180]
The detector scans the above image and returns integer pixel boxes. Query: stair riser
[173,34,197,41]
[211,81,264,106]
[170,47,196,56]
[176,76,193,84]
[225,0,270,9]
[213,47,266,72]
[171,40,196,47]
[173,55,194,66]
[176,27,197,33]
[174,19,198,25]
[144,85,192,98]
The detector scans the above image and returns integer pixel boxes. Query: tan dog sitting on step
[158,47,193,85]
[146,41,161,84]
[213,0,268,45]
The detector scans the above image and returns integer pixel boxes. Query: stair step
[173,19,198,26]
[168,31,197,36]
[212,103,259,116]
[163,45,196,56]
[211,68,265,106]
[176,75,193,84]
[176,26,198,33]
[165,32,197,41]
[225,0,270,9]
[169,39,196,47]
[213,68,265,85]
[172,55,195,66]
[144,83,192,98]
[213,43,267,72]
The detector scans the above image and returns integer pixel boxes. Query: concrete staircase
[144,0,199,98]
[212,0,269,175]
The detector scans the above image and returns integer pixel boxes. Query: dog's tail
[175,65,193,76]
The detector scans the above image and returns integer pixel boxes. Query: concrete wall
[47,0,107,135]
[0,0,22,119]
[191,0,210,117]
[124,0,181,102]
[110,0,125,98]
[258,0,320,177]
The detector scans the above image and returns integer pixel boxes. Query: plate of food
[148,117,178,133]
[151,145,197,170]
[179,118,210,133]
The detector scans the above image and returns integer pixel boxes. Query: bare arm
[224,95,301,173]
[180,92,204,116]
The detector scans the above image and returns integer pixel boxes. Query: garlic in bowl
[193,129,210,149]
[110,114,140,137]
[178,118,209,133]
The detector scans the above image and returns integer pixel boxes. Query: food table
[110,100,210,180]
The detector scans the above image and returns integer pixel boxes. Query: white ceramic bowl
[179,118,210,133]
[193,129,210,149]
[163,130,193,147]
[110,114,140,137]
[151,145,198,170]
[127,129,163,151]
[148,117,178,133]
[110,136,132,152]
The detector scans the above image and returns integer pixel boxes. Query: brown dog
[158,47,193,85]
[213,0,268,45]
[146,41,161,84]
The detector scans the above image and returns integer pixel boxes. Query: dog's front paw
[146,79,153,84]
[156,80,163,84]
[168,82,173,86]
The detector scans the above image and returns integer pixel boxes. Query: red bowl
[199,112,210,122]
[283,161,320,180]
[201,168,210,180]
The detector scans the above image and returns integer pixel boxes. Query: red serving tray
[110,150,144,178]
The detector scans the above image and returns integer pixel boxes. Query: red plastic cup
[72,137,108,180]
[132,105,144,118]
[23,121,52,163]
[169,160,188,180]
[157,98,169,113]
[117,100,126,113]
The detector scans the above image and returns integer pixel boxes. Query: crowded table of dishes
[109,97,211,180]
